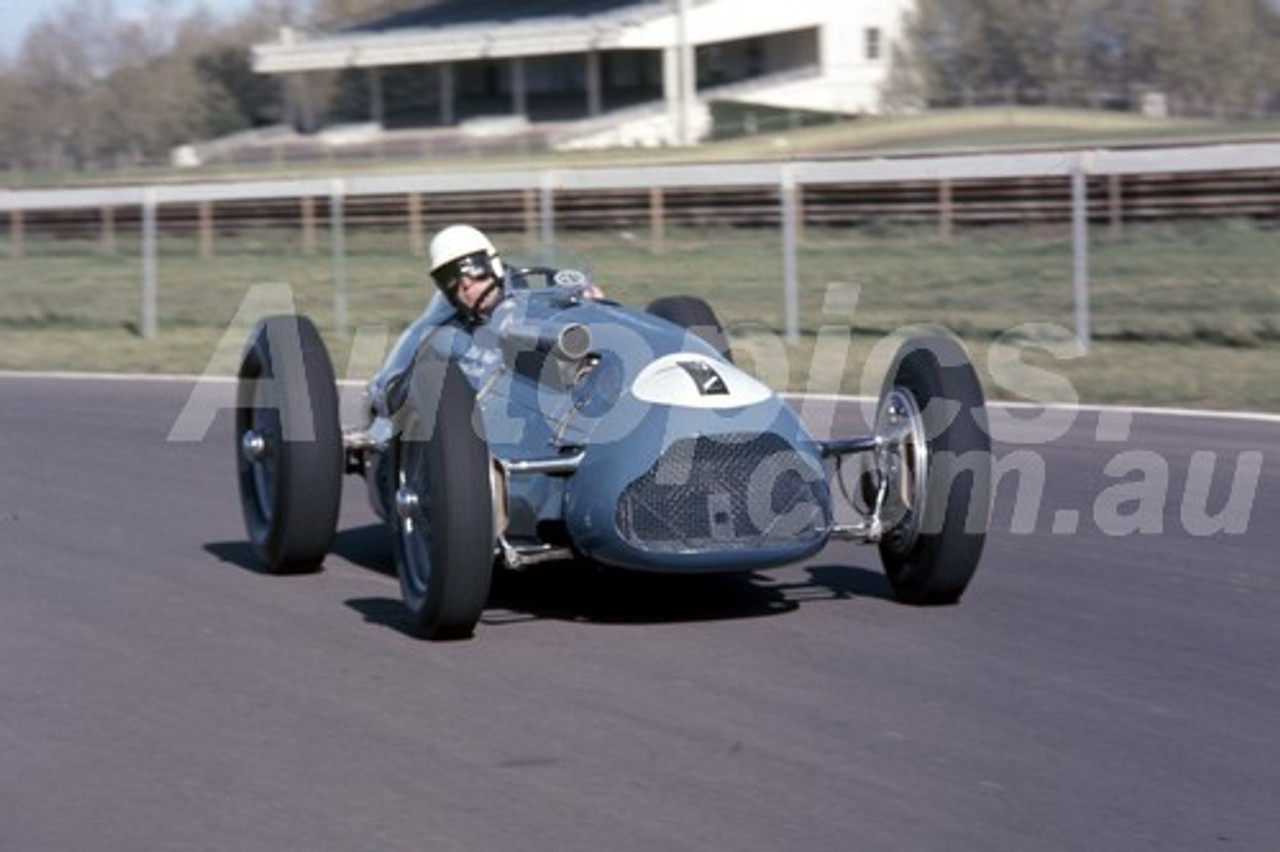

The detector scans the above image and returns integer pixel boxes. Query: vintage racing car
[234,269,993,639]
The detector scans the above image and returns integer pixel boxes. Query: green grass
[2,219,1278,412]
[705,106,1250,158]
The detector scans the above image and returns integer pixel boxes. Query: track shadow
[345,558,897,638]
[341,565,797,637]
[203,528,389,577]
[329,523,395,577]
[790,564,897,603]
[204,540,273,574]
[211,524,897,635]
[345,597,417,638]
[485,563,796,627]
[478,558,899,628]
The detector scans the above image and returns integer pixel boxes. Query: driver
[367,223,601,415]
[428,224,507,326]
[427,223,602,325]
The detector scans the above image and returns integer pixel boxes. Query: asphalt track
[2,374,1278,852]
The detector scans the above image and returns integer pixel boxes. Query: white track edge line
[3,369,1280,425]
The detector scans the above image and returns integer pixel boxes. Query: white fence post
[141,187,158,340]
[780,162,800,346]
[539,170,556,258]
[330,178,348,337]
[1071,155,1091,352]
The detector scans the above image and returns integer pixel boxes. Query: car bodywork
[358,275,832,575]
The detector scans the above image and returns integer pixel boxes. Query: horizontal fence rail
[2,143,1279,345]
[7,169,1280,236]
[5,143,1280,212]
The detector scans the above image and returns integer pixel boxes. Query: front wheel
[235,314,343,573]
[390,355,495,640]
[874,334,992,605]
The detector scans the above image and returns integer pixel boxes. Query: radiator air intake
[616,433,828,553]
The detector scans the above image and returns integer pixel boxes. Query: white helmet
[428,224,504,290]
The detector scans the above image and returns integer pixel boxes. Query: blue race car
[235,268,992,640]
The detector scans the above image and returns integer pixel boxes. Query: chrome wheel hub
[241,429,267,463]
[874,388,929,549]
[395,486,420,522]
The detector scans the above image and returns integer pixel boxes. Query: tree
[1150,0,1280,118]
[0,0,299,171]
[2,2,117,169]
[890,0,1280,117]
[310,0,427,30]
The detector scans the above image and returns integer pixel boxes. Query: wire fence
[2,142,1278,354]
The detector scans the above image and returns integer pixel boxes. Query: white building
[252,0,915,147]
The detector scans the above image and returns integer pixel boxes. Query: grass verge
[1,220,1276,413]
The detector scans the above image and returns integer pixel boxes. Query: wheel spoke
[873,387,929,553]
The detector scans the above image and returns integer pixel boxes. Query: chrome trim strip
[828,521,881,543]
[499,451,586,476]
[498,537,575,570]
[819,435,879,457]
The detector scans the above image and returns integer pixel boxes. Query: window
[864,27,881,61]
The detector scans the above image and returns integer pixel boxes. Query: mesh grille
[617,434,828,553]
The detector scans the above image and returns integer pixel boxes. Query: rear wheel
[235,314,343,573]
[874,334,991,605]
[391,355,495,640]
[646,295,733,362]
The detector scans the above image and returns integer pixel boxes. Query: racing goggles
[434,251,499,290]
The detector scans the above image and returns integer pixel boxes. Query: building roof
[344,0,656,33]
[255,0,671,72]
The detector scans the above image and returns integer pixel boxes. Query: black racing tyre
[646,295,733,362]
[876,334,992,605]
[235,314,343,574]
[390,354,495,640]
